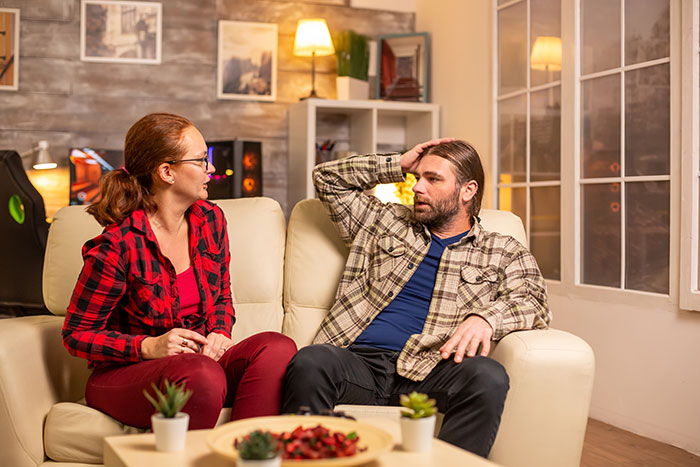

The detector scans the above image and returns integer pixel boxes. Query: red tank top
[177,266,200,318]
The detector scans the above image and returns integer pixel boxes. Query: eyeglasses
[165,155,209,171]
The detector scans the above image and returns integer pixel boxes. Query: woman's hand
[202,332,234,362]
[141,328,207,359]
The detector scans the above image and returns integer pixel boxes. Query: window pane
[581,0,621,75]
[625,0,669,66]
[582,74,621,178]
[498,2,527,94]
[498,187,527,228]
[625,181,669,294]
[531,186,561,280]
[582,183,621,287]
[498,95,527,183]
[530,0,561,87]
[531,87,561,181]
[625,64,670,176]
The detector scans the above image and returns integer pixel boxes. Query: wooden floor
[581,419,700,466]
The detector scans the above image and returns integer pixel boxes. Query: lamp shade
[30,141,57,170]
[530,36,562,71]
[293,19,335,57]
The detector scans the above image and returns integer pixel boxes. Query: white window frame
[493,0,682,307]
[679,0,700,311]
[493,0,563,283]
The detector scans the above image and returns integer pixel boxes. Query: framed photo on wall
[0,8,20,91]
[217,20,277,101]
[80,0,162,64]
[376,32,429,103]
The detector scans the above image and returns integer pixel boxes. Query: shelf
[288,98,440,207]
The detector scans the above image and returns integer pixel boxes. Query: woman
[62,113,297,429]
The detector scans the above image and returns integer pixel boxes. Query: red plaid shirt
[62,200,234,367]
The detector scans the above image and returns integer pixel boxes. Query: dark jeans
[87,332,297,429]
[281,344,509,457]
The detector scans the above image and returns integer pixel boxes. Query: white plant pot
[237,456,282,467]
[336,76,369,100]
[400,415,436,453]
[151,412,189,452]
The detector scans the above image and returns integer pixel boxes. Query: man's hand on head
[400,138,456,174]
[439,315,494,362]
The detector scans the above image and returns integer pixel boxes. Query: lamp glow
[530,36,562,71]
[293,18,334,99]
[22,140,57,170]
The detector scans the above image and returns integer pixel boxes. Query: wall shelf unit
[288,98,440,208]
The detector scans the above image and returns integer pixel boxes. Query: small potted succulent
[334,29,370,100]
[234,430,281,467]
[143,379,192,452]
[399,391,438,452]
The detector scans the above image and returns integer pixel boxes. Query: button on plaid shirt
[312,153,551,381]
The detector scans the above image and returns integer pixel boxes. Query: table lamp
[22,140,57,170]
[293,18,335,99]
[530,36,562,72]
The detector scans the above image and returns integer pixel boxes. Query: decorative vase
[151,412,189,452]
[237,456,282,467]
[336,76,369,100]
[400,415,436,452]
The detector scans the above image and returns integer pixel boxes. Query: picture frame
[217,20,277,101]
[376,32,429,103]
[80,0,162,64]
[0,8,20,91]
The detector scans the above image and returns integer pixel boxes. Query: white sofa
[0,197,595,467]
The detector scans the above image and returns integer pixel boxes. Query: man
[282,139,551,457]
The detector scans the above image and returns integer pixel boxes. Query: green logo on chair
[9,194,25,224]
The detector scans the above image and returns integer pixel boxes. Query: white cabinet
[288,98,440,207]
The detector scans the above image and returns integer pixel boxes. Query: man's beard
[414,185,463,230]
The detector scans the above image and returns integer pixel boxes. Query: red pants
[85,332,297,429]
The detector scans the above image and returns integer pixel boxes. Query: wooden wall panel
[0,0,415,214]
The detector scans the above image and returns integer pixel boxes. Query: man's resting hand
[439,315,494,362]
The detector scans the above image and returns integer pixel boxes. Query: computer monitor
[69,147,123,205]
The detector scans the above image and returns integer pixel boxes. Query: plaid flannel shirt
[62,200,234,368]
[312,153,551,381]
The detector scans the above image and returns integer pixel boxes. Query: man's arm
[440,240,551,361]
[313,139,454,245]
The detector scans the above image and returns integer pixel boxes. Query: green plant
[235,430,280,460]
[334,30,369,81]
[143,379,192,418]
[400,391,437,419]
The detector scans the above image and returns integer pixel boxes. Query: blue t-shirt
[354,229,470,351]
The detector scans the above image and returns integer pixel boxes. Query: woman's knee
[163,353,227,394]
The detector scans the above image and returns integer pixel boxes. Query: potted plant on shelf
[143,379,192,452]
[399,391,437,452]
[235,430,282,467]
[334,30,370,100]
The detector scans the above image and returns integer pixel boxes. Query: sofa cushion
[44,401,233,464]
[44,402,144,463]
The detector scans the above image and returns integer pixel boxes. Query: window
[496,0,562,281]
[578,0,670,294]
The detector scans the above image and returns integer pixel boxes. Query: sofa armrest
[489,329,595,467]
[0,316,90,467]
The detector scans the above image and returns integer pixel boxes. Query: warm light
[243,177,255,192]
[225,169,234,176]
[530,36,562,71]
[243,153,257,170]
[32,162,58,170]
[293,19,335,57]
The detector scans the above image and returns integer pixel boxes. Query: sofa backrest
[282,198,528,348]
[42,198,286,344]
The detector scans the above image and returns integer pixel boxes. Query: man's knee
[285,344,338,379]
[452,357,509,404]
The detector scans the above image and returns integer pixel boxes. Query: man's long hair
[425,140,485,218]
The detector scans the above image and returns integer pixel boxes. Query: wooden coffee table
[104,416,500,467]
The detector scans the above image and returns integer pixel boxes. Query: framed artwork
[0,8,19,91]
[80,0,162,64]
[217,20,277,101]
[376,32,429,103]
